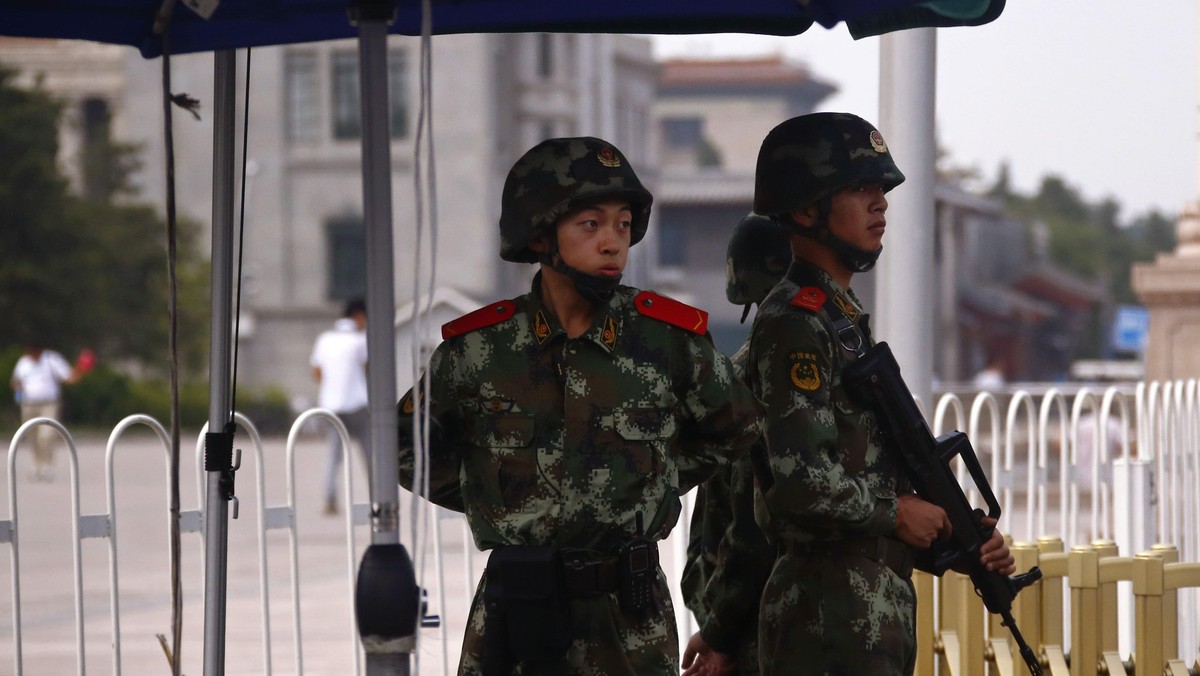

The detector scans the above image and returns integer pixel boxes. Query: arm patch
[441,300,516,340]
[634,290,708,335]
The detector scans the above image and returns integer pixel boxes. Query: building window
[327,216,367,301]
[285,51,319,142]
[332,50,410,141]
[331,51,361,140]
[658,217,687,267]
[537,33,554,79]
[662,117,703,149]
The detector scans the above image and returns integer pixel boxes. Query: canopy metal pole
[876,28,937,405]
[352,4,418,675]
[202,48,238,676]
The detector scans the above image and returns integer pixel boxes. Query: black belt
[786,536,915,579]
[560,550,621,597]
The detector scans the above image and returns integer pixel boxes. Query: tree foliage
[0,65,209,377]
[989,167,1176,306]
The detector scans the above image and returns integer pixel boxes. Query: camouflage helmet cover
[726,212,790,306]
[499,137,653,263]
[753,112,906,217]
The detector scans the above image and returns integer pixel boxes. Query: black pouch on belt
[483,546,572,668]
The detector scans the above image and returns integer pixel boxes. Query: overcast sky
[652,1,1197,221]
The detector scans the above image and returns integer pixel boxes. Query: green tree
[0,64,209,378]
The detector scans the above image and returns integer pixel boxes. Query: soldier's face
[825,183,888,252]
[549,199,632,276]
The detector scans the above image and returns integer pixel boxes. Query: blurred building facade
[650,56,836,353]
[648,55,1103,381]
[4,39,1107,400]
[3,34,659,405]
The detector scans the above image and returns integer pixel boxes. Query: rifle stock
[843,342,1044,676]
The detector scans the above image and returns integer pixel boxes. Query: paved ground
[0,423,694,675]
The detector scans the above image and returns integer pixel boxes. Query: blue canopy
[0,0,1004,57]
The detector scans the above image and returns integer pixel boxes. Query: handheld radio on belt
[617,512,658,614]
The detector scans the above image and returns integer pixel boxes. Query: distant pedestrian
[972,352,1006,390]
[11,343,90,481]
[310,298,370,515]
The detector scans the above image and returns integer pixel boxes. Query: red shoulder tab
[790,287,826,313]
[634,291,708,335]
[441,301,516,340]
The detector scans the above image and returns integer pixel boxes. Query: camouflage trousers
[457,568,679,676]
[758,551,916,676]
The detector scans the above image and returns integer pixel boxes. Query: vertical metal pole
[352,5,417,675]
[357,6,400,562]
[876,28,937,404]
[203,49,238,676]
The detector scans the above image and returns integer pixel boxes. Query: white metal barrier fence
[2,381,1198,673]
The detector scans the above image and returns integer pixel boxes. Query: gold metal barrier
[917,538,1199,676]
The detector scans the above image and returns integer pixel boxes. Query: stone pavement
[0,425,694,675]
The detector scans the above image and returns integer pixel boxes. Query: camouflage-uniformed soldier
[742,113,1015,675]
[396,137,763,676]
[680,213,788,676]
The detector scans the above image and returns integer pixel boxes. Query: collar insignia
[833,293,860,321]
[601,315,619,351]
[533,310,552,345]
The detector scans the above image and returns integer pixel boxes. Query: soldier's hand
[895,494,951,549]
[681,632,736,676]
[977,516,1016,575]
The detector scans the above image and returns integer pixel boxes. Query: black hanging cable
[154,2,183,673]
[228,47,252,430]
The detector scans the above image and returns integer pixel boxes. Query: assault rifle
[843,342,1045,676]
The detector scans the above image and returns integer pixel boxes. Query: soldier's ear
[528,234,550,254]
[789,206,818,229]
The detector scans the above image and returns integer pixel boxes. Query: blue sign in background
[1112,305,1149,353]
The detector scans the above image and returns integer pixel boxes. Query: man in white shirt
[11,344,81,481]
[310,299,370,515]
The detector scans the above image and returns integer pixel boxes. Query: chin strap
[795,199,883,273]
[539,244,621,305]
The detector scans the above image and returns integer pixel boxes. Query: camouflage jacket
[686,342,775,660]
[680,343,750,625]
[748,259,904,545]
[397,277,764,553]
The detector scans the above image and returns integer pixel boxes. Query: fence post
[941,570,985,676]
[1011,542,1042,675]
[1068,545,1099,676]
[1090,540,1120,653]
[915,570,936,676]
[1148,544,1180,661]
[1133,552,1165,676]
[1037,536,1068,673]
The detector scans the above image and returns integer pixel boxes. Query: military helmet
[499,137,653,263]
[726,212,790,306]
[753,112,905,217]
